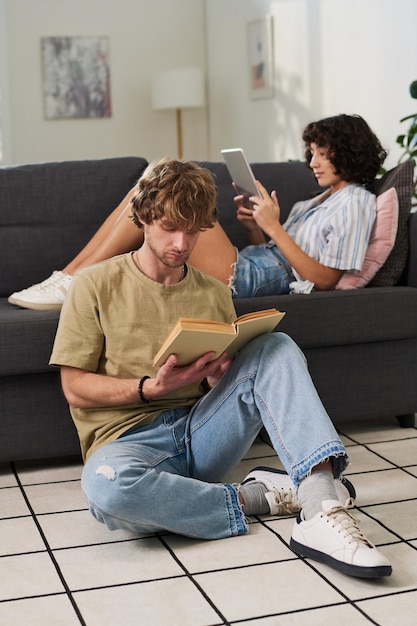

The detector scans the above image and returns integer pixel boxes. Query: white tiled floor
[1,416,417,626]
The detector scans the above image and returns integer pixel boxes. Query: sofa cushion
[233,287,417,350]
[366,160,414,286]
[0,156,148,297]
[336,188,398,289]
[0,299,60,376]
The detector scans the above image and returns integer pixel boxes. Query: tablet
[221,148,262,208]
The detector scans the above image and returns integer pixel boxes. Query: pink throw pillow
[336,187,399,290]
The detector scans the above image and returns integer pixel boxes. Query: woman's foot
[8,271,73,310]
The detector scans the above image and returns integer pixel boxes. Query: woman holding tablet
[9,114,386,308]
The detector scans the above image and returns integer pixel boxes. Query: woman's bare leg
[63,188,235,283]
[64,188,143,274]
[189,222,237,284]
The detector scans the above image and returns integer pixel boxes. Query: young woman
[8,114,387,309]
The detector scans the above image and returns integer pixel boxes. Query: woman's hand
[249,181,281,235]
[233,184,267,244]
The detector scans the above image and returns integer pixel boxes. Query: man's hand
[144,351,232,400]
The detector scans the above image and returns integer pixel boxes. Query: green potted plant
[396,80,417,208]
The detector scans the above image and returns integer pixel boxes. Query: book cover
[153,308,285,367]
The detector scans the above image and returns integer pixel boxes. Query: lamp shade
[151,67,205,111]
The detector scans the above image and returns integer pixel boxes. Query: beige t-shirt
[50,253,236,460]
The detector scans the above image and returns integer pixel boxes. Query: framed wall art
[41,36,112,119]
[247,16,274,100]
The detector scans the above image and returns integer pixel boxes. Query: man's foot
[241,467,299,516]
[241,466,356,516]
[8,271,73,310]
[290,499,392,578]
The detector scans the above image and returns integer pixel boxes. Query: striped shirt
[283,184,376,271]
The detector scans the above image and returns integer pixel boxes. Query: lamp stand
[176,108,183,160]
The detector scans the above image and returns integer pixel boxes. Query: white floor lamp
[151,67,205,159]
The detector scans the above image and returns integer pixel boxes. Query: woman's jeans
[81,333,348,540]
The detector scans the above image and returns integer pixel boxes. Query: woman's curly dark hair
[303,114,387,186]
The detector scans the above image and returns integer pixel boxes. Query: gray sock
[297,470,339,520]
[238,481,269,515]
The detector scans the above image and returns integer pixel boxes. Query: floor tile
[53,537,184,590]
[194,560,343,622]
[357,590,417,626]
[0,464,17,488]
[0,595,80,626]
[407,465,417,478]
[0,552,65,601]
[23,480,86,514]
[0,485,30,518]
[343,444,395,474]
[73,577,223,626]
[365,500,417,540]
[165,521,295,573]
[348,468,417,506]
[338,417,416,444]
[38,509,142,549]
[237,603,375,625]
[367,437,417,467]
[0,517,46,556]
[15,457,83,485]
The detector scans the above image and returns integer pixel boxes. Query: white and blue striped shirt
[283,184,376,272]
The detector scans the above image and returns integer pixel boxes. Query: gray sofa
[0,156,416,463]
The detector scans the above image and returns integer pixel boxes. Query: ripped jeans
[81,333,348,540]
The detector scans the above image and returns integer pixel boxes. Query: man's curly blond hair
[131,158,217,232]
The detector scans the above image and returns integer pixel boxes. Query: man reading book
[50,158,391,579]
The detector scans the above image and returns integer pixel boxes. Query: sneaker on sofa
[242,466,356,517]
[290,499,392,578]
[8,271,73,310]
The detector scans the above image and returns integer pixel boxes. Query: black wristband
[138,375,151,403]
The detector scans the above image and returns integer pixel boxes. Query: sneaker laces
[36,271,69,294]
[323,498,372,547]
[270,486,299,515]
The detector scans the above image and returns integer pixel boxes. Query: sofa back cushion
[198,160,319,250]
[0,156,148,296]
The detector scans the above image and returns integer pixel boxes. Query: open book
[153,308,285,367]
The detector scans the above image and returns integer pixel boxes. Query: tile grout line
[10,461,87,626]
[157,533,230,626]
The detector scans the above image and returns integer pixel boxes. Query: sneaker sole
[289,537,392,578]
[9,298,63,311]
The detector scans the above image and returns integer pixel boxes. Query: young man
[50,158,391,579]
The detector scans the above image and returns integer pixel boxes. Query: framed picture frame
[247,16,274,100]
[41,36,112,119]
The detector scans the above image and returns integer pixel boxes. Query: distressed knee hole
[95,465,116,480]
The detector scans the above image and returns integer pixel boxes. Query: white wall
[3,0,417,169]
[5,0,208,164]
[0,0,12,164]
[205,0,417,169]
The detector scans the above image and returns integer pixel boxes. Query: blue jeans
[81,333,347,540]
[231,242,296,298]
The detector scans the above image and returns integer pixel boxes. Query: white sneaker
[8,271,73,310]
[241,467,299,516]
[290,499,392,578]
[241,466,356,517]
